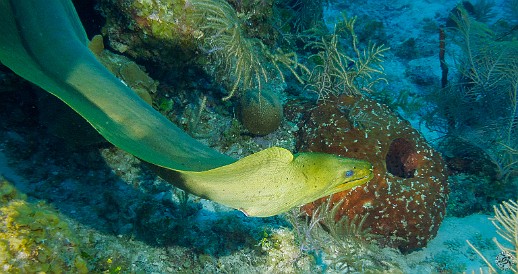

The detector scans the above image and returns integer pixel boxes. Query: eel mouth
[329,167,374,195]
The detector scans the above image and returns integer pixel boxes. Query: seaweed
[286,197,400,272]
[429,6,518,194]
[305,15,388,100]
[276,0,327,33]
[190,0,306,100]
[469,0,497,22]
[467,200,518,273]
[190,0,268,100]
[504,0,518,22]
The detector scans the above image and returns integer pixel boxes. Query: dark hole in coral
[385,138,418,178]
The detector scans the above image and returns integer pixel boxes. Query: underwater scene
[0,0,517,273]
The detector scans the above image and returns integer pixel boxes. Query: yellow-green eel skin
[0,0,373,217]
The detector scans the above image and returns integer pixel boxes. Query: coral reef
[88,34,158,105]
[0,177,89,273]
[427,6,518,213]
[239,89,283,135]
[99,0,309,101]
[257,227,316,272]
[296,95,449,252]
[305,16,388,99]
[98,0,198,65]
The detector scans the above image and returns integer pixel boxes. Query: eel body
[0,0,373,217]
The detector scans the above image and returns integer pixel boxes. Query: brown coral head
[239,89,283,136]
[386,138,421,178]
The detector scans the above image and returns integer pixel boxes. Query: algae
[0,177,89,273]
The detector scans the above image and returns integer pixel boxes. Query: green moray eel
[0,0,373,217]
[154,147,373,216]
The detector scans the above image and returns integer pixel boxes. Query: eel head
[293,152,374,205]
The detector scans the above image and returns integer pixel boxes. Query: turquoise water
[0,0,516,272]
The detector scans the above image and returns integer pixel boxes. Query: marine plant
[469,0,497,22]
[315,201,379,271]
[286,197,399,272]
[504,0,518,21]
[276,0,328,33]
[189,0,307,100]
[305,15,389,100]
[190,0,268,100]
[467,199,518,273]
[430,6,517,194]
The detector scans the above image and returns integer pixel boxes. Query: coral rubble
[297,95,449,252]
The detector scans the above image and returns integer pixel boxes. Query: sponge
[239,89,283,136]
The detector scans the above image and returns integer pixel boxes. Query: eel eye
[345,170,354,177]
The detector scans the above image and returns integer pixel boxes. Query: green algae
[0,177,88,273]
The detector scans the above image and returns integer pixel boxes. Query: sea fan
[467,199,518,273]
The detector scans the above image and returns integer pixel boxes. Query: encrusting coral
[99,0,307,100]
[88,34,158,105]
[0,177,89,273]
[98,0,199,64]
[297,95,449,252]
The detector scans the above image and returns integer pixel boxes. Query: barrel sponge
[297,95,449,252]
[239,89,283,136]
